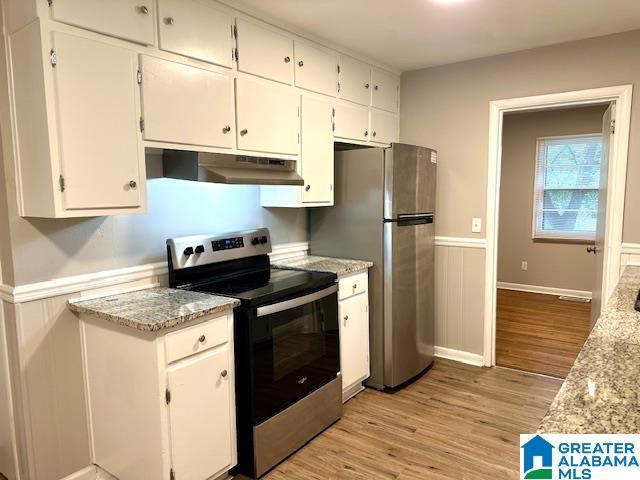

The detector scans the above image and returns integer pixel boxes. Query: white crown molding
[0,242,310,304]
[497,282,592,300]
[434,236,487,249]
[434,346,484,367]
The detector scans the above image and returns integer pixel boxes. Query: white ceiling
[230,0,640,71]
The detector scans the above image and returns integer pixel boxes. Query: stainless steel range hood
[162,150,304,186]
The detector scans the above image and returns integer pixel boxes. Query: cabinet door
[50,0,155,45]
[370,109,398,144]
[53,32,142,210]
[301,96,333,203]
[372,69,399,113]
[334,103,369,142]
[140,56,234,149]
[158,0,233,67]
[294,42,337,97]
[167,348,233,480]
[337,55,371,106]
[235,78,299,155]
[339,293,370,390]
[236,19,294,84]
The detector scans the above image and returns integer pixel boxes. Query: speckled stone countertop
[272,255,373,277]
[68,287,240,332]
[538,266,640,433]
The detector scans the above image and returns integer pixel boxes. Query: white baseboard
[497,282,592,299]
[434,346,484,367]
[0,242,309,304]
[60,466,98,480]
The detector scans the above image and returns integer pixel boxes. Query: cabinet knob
[353,284,357,290]
[138,5,149,14]
[240,128,248,136]
[298,60,304,67]
[129,180,137,189]
[372,131,377,137]
[164,17,175,25]
[221,369,228,378]
[364,130,369,137]
[344,315,349,322]
[284,56,291,63]
[198,335,206,343]
[305,185,311,192]
[365,83,370,89]
[374,85,379,91]
[222,125,231,134]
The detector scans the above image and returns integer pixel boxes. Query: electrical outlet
[472,218,482,233]
[521,261,528,271]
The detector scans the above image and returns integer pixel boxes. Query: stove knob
[195,245,205,254]
[251,237,260,246]
[183,246,194,256]
[260,236,268,244]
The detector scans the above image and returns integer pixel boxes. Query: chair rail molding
[435,236,487,249]
[621,242,640,268]
[0,242,309,304]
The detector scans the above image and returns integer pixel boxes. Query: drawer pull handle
[198,335,206,343]
[221,369,228,378]
[138,5,149,14]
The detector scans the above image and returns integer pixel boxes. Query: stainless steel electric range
[167,228,342,478]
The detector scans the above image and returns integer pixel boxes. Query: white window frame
[532,133,602,242]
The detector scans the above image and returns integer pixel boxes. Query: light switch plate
[521,261,528,271]
[472,218,482,233]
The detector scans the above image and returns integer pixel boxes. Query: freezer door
[384,143,437,220]
[383,218,435,387]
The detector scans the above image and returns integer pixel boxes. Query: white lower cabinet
[80,311,236,480]
[338,271,370,402]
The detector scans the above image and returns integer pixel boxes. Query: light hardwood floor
[253,359,561,480]
[496,289,592,378]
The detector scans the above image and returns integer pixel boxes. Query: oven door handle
[256,284,338,317]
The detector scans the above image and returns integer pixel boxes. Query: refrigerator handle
[387,213,434,226]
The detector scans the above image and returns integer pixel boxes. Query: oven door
[251,284,339,424]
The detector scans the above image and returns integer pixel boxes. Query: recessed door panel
[236,19,294,84]
[338,55,371,106]
[371,109,398,144]
[294,42,337,97]
[334,103,369,142]
[372,68,399,113]
[301,96,333,203]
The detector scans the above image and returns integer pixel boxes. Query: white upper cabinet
[157,0,233,67]
[235,78,299,155]
[53,32,143,210]
[301,96,334,203]
[371,68,400,112]
[49,0,155,45]
[370,109,398,144]
[294,42,338,97]
[235,19,294,85]
[337,55,371,106]
[334,102,369,142]
[140,55,234,149]
[167,348,234,480]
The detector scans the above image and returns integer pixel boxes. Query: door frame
[483,85,633,367]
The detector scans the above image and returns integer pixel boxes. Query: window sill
[532,237,595,245]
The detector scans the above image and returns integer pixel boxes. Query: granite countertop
[272,255,373,277]
[538,266,640,433]
[68,287,240,332]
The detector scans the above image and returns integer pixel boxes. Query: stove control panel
[167,228,272,270]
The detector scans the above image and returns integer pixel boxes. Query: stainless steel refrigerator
[309,143,436,389]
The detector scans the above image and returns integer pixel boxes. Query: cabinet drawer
[371,69,399,113]
[236,19,294,85]
[338,272,368,300]
[50,0,155,45]
[158,0,233,67]
[334,103,369,142]
[370,109,398,144]
[294,42,338,97]
[338,55,371,106]
[165,315,228,364]
[140,55,234,149]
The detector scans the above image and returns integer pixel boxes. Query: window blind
[532,134,602,241]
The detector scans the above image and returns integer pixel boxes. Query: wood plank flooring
[496,289,592,378]
[247,359,561,480]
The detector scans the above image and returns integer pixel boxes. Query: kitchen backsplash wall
[3,153,308,286]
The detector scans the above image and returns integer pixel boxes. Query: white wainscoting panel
[621,243,640,269]
[434,240,486,361]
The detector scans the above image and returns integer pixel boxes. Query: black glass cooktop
[190,268,336,307]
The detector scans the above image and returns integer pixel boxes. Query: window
[533,134,602,241]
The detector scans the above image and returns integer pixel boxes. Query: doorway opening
[484,85,633,370]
